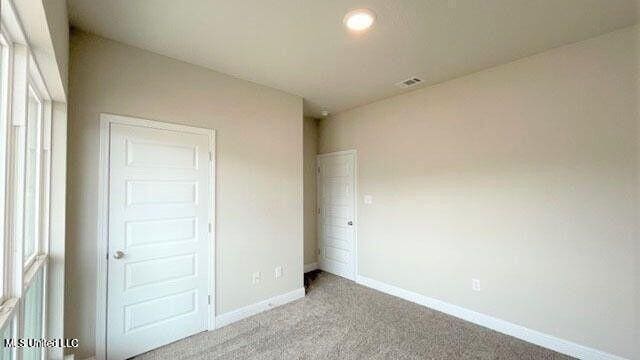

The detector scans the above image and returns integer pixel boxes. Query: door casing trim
[95,113,216,360]
[316,149,358,281]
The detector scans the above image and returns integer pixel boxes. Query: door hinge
[317,166,320,174]
[208,222,212,233]
[208,295,211,305]
[106,252,109,260]
[209,151,213,162]
[317,208,320,215]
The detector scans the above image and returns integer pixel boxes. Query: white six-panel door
[106,122,212,359]
[317,151,356,280]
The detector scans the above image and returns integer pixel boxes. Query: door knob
[113,250,125,259]
[347,221,353,226]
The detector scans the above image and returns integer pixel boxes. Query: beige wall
[303,117,318,266]
[66,30,303,358]
[319,27,639,359]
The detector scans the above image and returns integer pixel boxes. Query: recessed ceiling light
[343,9,376,32]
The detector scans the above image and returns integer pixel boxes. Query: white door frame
[316,149,358,280]
[95,113,216,360]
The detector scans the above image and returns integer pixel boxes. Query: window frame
[0,5,53,357]
[22,83,43,270]
[0,24,13,307]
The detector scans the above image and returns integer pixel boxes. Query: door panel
[107,123,211,359]
[126,180,198,206]
[124,253,197,289]
[124,217,197,247]
[124,289,197,332]
[317,152,356,280]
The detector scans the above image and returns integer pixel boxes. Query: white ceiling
[68,0,638,117]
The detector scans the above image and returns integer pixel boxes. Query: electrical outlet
[364,195,373,204]
[252,271,261,284]
[472,278,481,291]
[274,266,283,279]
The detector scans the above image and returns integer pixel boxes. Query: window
[0,7,53,358]
[0,27,10,303]
[23,87,41,267]
[22,269,43,360]
[0,316,15,360]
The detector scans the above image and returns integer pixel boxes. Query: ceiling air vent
[396,77,423,89]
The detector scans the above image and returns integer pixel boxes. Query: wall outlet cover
[252,272,261,284]
[472,279,481,291]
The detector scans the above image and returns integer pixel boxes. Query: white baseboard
[215,287,305,328]
[304,262,318,272]
[356,275,626,360]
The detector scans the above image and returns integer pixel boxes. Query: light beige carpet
[136,271,572,359]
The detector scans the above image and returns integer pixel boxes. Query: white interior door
[317,151,356,280]
[106,122,212,359]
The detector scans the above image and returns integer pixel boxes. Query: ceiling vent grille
[396,77,423,89]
